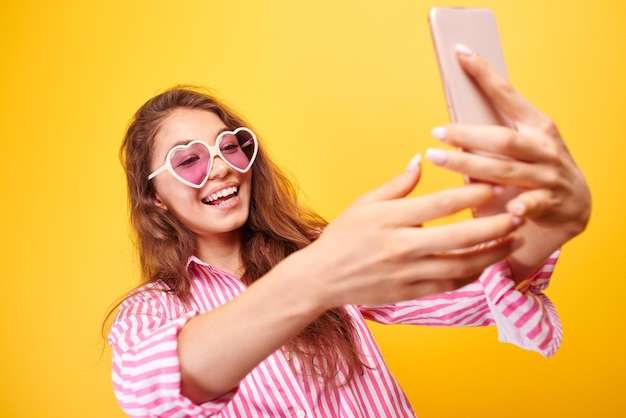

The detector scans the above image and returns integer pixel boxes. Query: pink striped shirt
[109,251,561,417]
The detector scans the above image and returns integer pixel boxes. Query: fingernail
[425,148,449,165]
[508,201,526,216]
[455,44,475,57]
[431,126,447,140]
[511,216,525,227]
[406,153,422,172]
[492,185,506,196]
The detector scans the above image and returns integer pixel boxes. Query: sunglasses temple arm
[148,165,168,181]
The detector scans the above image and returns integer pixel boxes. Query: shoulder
[108,281,187,347]
[116,281,186,321]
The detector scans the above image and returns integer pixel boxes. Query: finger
[426,147,548,190]
[506,189,557,219]
[402,237,516,284]
[400,276,479,299]
[455,45,548,128]
[355,153,422,205]
[379,182,496,226]
[395,212,523,257]
[374,239,516,302]
[432,124,549,163]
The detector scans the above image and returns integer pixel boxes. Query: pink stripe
[481,262,507,288]
[123,346,177,368]
[538,322,556,352]
[247,363,285,415]
[124,379,180,398]
[230,386,255,417]
[393,302,460,321]
[487,277,510,301]
[398,301,492,326]
[121,365,180,390]
[411,317,494,327]
[502,292,527,317]
[545,255,558,266]
[415,288,483,301]
[120,396,221,417]
[526,319,544,340]
[361,305,396,322]
[364,291,488,326]
[537,297,560,353]
[514,296,539,328]
[350,309,399,416]
[450,304,494,326]
[117,363,178,384]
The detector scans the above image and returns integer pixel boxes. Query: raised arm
[110,155,528,415]
[426,45,591,282]
[361,250,561,357]
[168,163,525,403]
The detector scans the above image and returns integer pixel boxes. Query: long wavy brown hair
[116,85,364,388]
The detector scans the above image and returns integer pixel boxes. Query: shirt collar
[186,255,211,269]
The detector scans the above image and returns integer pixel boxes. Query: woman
[108,48,590,417]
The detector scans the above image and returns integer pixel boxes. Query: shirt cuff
[478,251,562,357]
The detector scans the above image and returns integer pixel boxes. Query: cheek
[153,178,196,210]
[240,173,254,200]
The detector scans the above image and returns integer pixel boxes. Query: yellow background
[1,1,623,417]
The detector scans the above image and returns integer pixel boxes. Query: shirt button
[296,409,306,418]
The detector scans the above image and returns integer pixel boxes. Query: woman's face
[150,108,253,240]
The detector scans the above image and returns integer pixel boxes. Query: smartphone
[429,7,518,217]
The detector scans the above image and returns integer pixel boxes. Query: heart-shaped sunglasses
[148,127,258,188]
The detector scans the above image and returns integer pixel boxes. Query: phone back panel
[429,7,518,217]
[429,7,513,128]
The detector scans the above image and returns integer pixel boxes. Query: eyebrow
[170,127,230,148]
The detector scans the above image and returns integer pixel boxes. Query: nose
[208,155,231,179]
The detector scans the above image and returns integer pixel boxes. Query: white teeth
[203,186,238,204]
[212,196,236,207]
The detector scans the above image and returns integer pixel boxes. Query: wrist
[271,247,334,318]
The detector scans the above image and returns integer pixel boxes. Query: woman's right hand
[292,154,524,309]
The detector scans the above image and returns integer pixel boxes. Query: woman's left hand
[425,45,591,281]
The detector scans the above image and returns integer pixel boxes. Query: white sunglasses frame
[148,127,258,189]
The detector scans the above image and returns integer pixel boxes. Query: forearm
[178,251,326,404]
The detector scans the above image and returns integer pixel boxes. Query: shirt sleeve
[108,290,237,417]
[359,250,562,357]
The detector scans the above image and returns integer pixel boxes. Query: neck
[195,229,244,278]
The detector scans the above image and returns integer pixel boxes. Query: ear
[152,192,168,211]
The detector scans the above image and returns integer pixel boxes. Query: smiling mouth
[202,186,239,206]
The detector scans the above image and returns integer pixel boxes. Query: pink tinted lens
[219,130,256,171]
[170,143,211,185]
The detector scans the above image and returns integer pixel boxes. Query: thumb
[355,153,422,205]
[506,188,554,219]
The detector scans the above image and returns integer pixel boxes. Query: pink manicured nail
[511,216,525,227]
[508,201,526,216]
[431,126,447,140]
[406,153,422,172]
[455,44,474,57]
[492,185,506,196]
[425,148,449,165]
